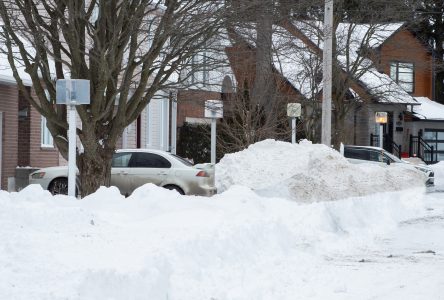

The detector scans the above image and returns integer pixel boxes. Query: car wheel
[49,178,68,195]
[163,185,185,195]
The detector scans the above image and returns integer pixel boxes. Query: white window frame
[41,116,54,148]
[390,61,414,93]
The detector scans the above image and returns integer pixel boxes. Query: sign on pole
[287,103,302,118]
[287,103,301,144]
[56,79,90,105]
[205,100,223,119]
[56,79,90,197]
[205,100,223,164]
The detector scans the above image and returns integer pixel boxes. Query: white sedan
[29,149,217,196]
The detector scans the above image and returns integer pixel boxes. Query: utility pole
[322,0,333,146]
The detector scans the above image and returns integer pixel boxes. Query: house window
[41,116,53,147]
[424,129,444,161]
[390,62,414,93]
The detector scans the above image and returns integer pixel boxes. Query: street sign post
[287,103,302,144]
[205,100,223,164]
[56,79,90,197]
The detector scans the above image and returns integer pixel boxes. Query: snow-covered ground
[431,161,444,189]
[1,140,443,299]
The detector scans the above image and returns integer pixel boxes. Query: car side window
[112,152,133,167]
[129,153,172,168]
[344,148,359,159]
[344,148,369,160]
[369,150,381,162]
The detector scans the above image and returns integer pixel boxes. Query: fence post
[399,145,402,159]
[409,134,413,157]
[370,134,373,146]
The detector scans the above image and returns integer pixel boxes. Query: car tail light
[196,170,209,177]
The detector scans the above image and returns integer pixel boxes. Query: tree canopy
[0,0,226,195]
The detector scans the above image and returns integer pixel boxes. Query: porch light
[375,112,388,124]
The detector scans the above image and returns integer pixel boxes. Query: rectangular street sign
[205,100,223,119]
[287,103,302,118]
[56,79,90,105]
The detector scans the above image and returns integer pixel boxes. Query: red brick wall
[27,89,59,168]
[16,88,60,168]
[177,90,222,127]
[0,84,19,189]
[379,30,433,99]
[225,45,302,102]
[18,89,30,166]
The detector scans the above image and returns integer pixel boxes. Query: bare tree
[411,0,444,103]
[275,0,419,148]
[217,78,296,154]
[216,0,314,153]
[0,0,225,196]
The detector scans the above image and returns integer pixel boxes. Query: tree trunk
[332,110,346,150]
[78,148,114,197]
[251,0,275,110]
[250,1,281,140]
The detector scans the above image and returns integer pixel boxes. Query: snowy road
[308,191,444,300]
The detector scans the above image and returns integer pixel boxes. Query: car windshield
[171,154,194,166]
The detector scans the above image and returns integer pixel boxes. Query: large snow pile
[0,184,429,300]
[216,140,425,202]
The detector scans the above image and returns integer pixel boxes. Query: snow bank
[0,140,434,299]
[431,161,444,188]
[216,140,426,202]
[0,184,425,300]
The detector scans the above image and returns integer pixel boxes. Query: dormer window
[390,62,414,93]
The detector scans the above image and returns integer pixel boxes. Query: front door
[383,112,394,153]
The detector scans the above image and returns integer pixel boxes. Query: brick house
[0,74,59,190]
[4,20,444,191]
[342,23,444,162]
[0,47,229,190]
[223,21,444,163]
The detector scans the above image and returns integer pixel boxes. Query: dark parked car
[343,145,434,186]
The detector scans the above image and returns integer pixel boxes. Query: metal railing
[409,135,436,164]
[369,133,402,159]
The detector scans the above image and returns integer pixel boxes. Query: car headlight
[31,172,46,179]
[414,166,430,174]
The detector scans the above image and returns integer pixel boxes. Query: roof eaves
[0,74,32,86]
[376,23,434,55]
